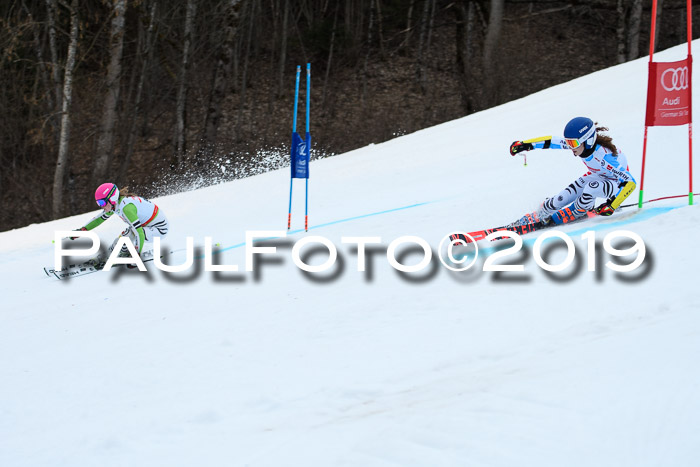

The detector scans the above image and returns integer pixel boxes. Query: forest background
[1,0,698,230]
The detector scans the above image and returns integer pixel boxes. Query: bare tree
[483,0,503,71]
[174,0,197,166]
[321,2,339,110]
[400,0,416,50]
[203,0,242,151]
[615,0,626,64]
[277,0,289,97]
[45,0,62,135]
[482,0,504,105]
[361,0,376,108]
[236,0,256,138]
[455,0,478,113]
[375,0,385,59]
[23,3,54,116]
[627,0,642,61]
[52,0,78,218]
[425,0,436,56]
[416,0,433,94]
[119,0,158,180]
[93,0,128,184]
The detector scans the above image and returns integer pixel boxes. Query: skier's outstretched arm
[510,136,570,155]
[69,211,113,240]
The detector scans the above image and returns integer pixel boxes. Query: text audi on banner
[645,58,693,127]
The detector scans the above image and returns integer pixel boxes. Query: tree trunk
[277,0,289,98]
[361,0,375,108]
[52,0,79,219]
[615,0,626,64]
[23,3,54,115]
[45,0,62,139]
[267,0,279,121]
[203,0,242,151]
[627,0,642,61]
[425,0,436,55]
[455,0,477,114]
[483,0,503,70]
[119,0,158,180]
[236,0,256,138]
[321,3,339,110]
[466,0,477,110]
[482,0,504,106]
[375,0,385,59]
[416,0,432,94]
[93,0,128,184]
[400,0,416,50]
[174,0,197,166]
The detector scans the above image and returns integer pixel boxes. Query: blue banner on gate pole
[291,132,310,179]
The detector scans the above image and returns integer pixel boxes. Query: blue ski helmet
[563,117,597,150]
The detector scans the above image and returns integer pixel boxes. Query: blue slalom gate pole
[288,66,301,230]
[305,63,311,231]
[306,64,310,135]
[293,65,300,132]
[288,63,311,231]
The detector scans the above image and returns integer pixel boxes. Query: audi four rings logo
[660,67,689,91]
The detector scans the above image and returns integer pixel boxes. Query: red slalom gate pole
[639,0,658,208]
[638,126,650,208]
[687,0,694,205]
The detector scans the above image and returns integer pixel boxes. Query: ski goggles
[564,137,584,149]
[96,198,111,207]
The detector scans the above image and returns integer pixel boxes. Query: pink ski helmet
[95,183,120,207]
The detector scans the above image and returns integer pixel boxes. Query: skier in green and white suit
[73,183,169,263]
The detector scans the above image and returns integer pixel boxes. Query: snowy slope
[1,43,699,467]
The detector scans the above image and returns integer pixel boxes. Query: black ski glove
[510,141,534,156]
[69,227,88,240]
[596,203,615,216]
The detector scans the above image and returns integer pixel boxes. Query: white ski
[45,249,171,280]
